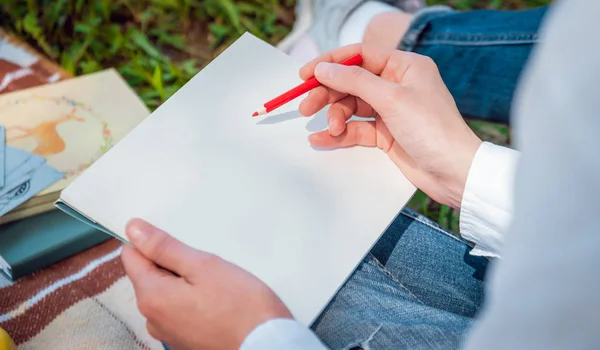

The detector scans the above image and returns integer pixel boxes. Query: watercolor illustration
[0,95,113,179]
[7,107,86,157]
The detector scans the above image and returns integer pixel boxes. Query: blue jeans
[163,6,547,350]
[312,209,487,349]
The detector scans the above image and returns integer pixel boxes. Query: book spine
[9,230,110,281]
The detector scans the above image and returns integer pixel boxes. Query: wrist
[444,135,483,209]
[235,298,293,348]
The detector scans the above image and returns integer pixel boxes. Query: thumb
[314,62,399,112]
[126,218,203,278]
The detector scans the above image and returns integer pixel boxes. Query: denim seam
[419,32,542,46]
[399,5,453,52]
[400,5,543,50]
[425,32,541,40]
[400,210,473,249]
[368,254,425,305]
[418,38,540,46]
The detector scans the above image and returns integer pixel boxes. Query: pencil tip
[252,107,267,117]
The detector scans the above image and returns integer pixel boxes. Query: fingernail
[328,117,334,131]
[315,62,337,80]
[126,219,151,244]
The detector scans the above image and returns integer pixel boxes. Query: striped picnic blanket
[0,239,162,349]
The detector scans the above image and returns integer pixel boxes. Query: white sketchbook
[56,33,416,325]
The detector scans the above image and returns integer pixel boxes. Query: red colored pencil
[252,53,364,117]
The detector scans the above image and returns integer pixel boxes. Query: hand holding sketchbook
[56,33,416,325]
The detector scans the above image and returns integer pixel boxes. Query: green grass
[0,0,549,232]
[0,0,296,108]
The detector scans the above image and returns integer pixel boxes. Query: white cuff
[460,142,520,258]
[240,319,328,350]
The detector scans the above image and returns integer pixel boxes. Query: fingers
[329,95,376,120]
[326,96,374,136]
[299,86,346,117]
[298,44,414,122]
[312,63,401,116]
[146,322,162,340]
[300,44,407,80]
[121,245,177,289]
[125,219,204,278]
[298,86,332,116]
[327,96,356,137]
[309,121,378,148]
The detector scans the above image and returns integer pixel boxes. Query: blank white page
[60,33,416,325]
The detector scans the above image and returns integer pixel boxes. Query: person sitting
[121,1,600,349]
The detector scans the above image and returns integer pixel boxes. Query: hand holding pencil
[252,54,364,117]
[292,44,483,210]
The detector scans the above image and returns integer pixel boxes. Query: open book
[56,33,416,325]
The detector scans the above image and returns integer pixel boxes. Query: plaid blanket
[0,239,162,349]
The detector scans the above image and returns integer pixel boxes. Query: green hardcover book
[0,210,109,281]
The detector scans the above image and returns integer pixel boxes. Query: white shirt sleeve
[459,142,520,258]
[240,319,328,350]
